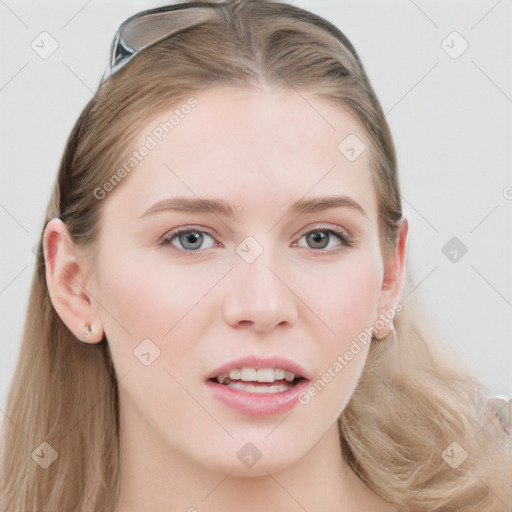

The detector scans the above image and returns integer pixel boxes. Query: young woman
[1,1,510,511]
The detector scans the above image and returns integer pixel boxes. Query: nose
[222,254,299,333]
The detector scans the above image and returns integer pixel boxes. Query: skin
[44,86,408,511]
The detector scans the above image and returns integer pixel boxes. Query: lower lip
[205,379,310,416]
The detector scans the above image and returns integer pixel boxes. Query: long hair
[1,1,510,510]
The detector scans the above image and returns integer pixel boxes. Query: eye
[295,227,353,251]
[158,225,354,254]
[159,228,217,252]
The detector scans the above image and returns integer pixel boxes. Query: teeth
[274,368,285,380]
[256,368,274,382]
[215,367,297,384]
[240,367,257,381]
[229,369,241,380]
[284,371,295,382]
[226,382,290,393]
[217,372,229,384]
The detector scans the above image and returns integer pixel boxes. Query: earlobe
[43,218,104,344]
[374,216,409,340]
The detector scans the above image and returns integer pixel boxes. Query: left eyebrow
[289,195,367,218]
[138,194,367,219]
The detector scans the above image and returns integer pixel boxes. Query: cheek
[292,250,383,417]
[99,260,180,338]
[294,251,383,344]
[94,250,228,368]
[296,254,382,422]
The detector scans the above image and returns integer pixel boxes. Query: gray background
[1,0,511,411]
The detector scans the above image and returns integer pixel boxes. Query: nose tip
[222,263,298,332]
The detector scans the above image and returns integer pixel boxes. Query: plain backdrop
[1,0,511,412]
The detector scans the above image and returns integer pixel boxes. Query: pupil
[180,232,202,250]
[307,231,328,249]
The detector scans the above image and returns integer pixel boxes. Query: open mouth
[208,367,306,394]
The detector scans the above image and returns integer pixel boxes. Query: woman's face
[88,86,399,475]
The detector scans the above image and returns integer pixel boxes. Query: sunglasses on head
[101,1,244,83]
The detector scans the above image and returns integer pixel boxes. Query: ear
[43,218,104,343]
[374,216,409,339]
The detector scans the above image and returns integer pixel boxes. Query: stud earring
[83,324,93,337]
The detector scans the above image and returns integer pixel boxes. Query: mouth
[208,367,307,394]
[205,356,311,416]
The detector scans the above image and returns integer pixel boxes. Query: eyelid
[293,224,354,248]
[158,225,220,249]
[159,223,355,252]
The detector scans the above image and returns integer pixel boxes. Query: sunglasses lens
[107,5,219,80]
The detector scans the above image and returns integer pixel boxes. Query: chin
[186,437,306,476]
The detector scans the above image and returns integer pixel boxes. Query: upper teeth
[216,367,296,384]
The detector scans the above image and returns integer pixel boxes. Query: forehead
[104,86,378,221]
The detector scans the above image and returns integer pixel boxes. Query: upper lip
[206,355,312,381]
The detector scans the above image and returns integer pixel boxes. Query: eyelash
[158,225,354,255]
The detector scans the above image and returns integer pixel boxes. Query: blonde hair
[1,1,510,510]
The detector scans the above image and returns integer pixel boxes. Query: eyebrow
[138,195,367,219]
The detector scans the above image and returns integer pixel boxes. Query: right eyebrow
[139,197,238,219]
[138,194,367,220]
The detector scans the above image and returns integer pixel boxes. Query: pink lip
[205,355,311,417]
[205,355,312,381]
[205,378,310,416]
